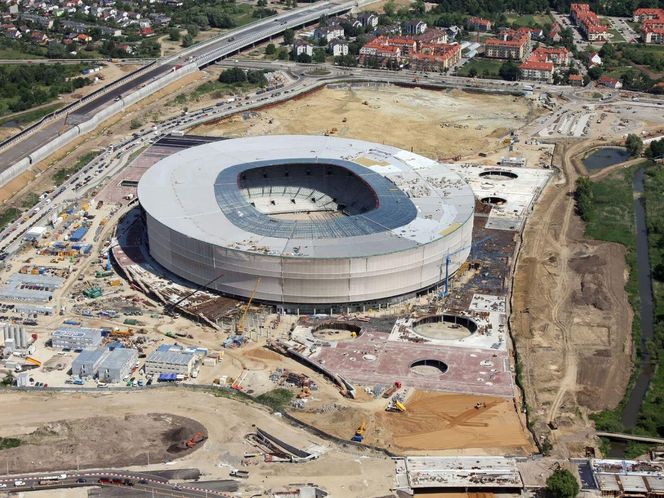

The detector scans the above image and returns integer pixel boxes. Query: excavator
[351,420,367,442]
[183,432,207,449]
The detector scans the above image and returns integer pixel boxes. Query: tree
[335,54,357,67]
[265,43,276,55]
[247,70,268,86]
[546,469,579,498]
[278,47,289,60]
[625,133,643,156]
[283,28,294,45]
[296,52,312,63]
[499,60,521,81]
[130,118,142,130]
[646,139,664,160]
[574,176,593,222]
[468,67,478,78]
[219,67,247,84]
[181,34,194,47]
[587,66,603,80]
[257,0,267,5]
[383,0,396,17]
[313,48,326,63]
[187,24,199,38]
[168,28,180,41]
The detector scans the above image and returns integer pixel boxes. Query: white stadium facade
[138,135,475,312]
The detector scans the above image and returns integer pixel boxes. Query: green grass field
[505,14,552,28]
[457,58,503,77]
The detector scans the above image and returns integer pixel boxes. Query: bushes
[574,176,593,221]
[546,469,579,498]
[219,68,267,87]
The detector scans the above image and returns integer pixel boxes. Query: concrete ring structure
[138,135,474,311]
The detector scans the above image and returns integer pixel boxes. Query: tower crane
[236,278,261,335]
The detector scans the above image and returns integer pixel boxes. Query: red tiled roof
[520,60,553,71]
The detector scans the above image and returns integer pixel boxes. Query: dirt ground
[294,391,534,455]
[0,390,394,497]
[0,413,206,474]
[190,86,540,160]
[510,140,632,457]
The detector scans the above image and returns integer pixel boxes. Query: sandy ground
[0,413,206,474]
[0,390,394,497]
[510,140,632,457]
[295,391,534,456]
[190,86,540,160]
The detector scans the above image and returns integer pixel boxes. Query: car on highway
[0,483,6,488]
[76,478,87,483]
[14,480,26,486]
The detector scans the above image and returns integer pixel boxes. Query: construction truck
[182,431,207,449]
[387,399,407,412]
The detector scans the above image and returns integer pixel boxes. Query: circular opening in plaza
[411,314,478,341]
[409,359,449,376]
[138,135,475,312]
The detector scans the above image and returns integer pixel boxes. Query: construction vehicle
[386,398,407,412]
[351,420,366,442]
[25,356,42,367]
[110,329,133,337]
[297,386,311,398]
[236,278,261,335]
[474,401,486,410]
[183,431,207,448]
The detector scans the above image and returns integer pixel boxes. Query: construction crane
[440,235,493,298]
[236,278,261,335]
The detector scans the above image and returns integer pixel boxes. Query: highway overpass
[0,0,362,183]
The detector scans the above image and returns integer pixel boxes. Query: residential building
[598,75,622,88]
[570,3,608,41]
[484,29,531,60]
[357,12,378,28]
[329,38,349,56]
[446,25,461,41]
[97,348,138,383]
[529,46,569,66]
[519,59,554,81]
[314,23,344,42]
[51,327,103,351]
[549,22,562,42]
[416,28,447,45]
[633,8,664,23]
[467,16,492,32]
[642,25,664,44]
[589,52,602,66]
[293,38,314,57]
[20,13,53,29]
[568,73,584,85]
[144,347,196,376]
[410,43,461,71]
[404,19,427,35]
[359,37,402,67]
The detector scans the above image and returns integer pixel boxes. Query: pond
[582,147,632,171]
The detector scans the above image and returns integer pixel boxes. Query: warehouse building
[71,348,138,382]
[71,349,108,378]
[144,347,196,376]
[97,348,138,383]
[51,327,103,350]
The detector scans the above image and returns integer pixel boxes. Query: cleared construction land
[0,390,394,497]
[296,391,534,455]
[190,85,539,160]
